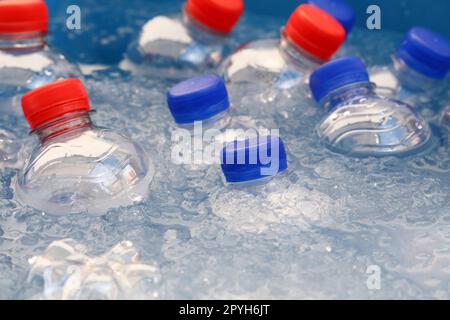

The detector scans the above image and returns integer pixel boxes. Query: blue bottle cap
[221,135,288,183]
[309,56,369,102]
[307,0,355,34]
[396,27,450,79]
[166,74,230,124]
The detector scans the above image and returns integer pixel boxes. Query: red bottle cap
[0,0,48,34]
[22,78,91,130]
[185,0,244,34]
[284,4,346,61]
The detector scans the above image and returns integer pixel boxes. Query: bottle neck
[0,31,46,51]
[181,6,228,44]
[391,54,441,92]
[33,112,93,142]
[320,82,375,112]
[279,30,325,70]
[176,109,232,133]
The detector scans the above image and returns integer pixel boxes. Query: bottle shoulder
[23,127,147,180]
[318,94,431,157]
[325,94,423,120]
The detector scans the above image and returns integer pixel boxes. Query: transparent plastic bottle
[213,135,331,235]
[220,135,288,187]
[310,56,431,157]
[219,4,346,98]
[120,0,244,79]
[0,0,80,168]
[16,78,154,216]
[0,0,80,114]
[167,74,273,167]
[369,27,450,114]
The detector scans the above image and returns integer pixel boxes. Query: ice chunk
[210,173,336,234]
[27,239,161,300]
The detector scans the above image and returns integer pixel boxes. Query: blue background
[44,0,450,65]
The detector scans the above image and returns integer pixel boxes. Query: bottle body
[220,35,321,94]
[369,56,447,115]
[17,113,154,216]
[317,83,431,157]
[0,35,80,115]
[121,13,231,80]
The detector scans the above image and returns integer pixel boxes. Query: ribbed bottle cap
[22,78,91,130]
[309,56,369,102]
[185,0,244,34]
[0,0,48,34]
[167,74,229,124]
[284,4,346,61]
[221,135,288,183]
[396,27,450,79]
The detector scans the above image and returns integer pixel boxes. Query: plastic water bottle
[307,0,356,34]
[309,56,431,157]
[16,78,154,216]
[219,4,346,97]
[121,0,244,79]
[0,0,79,168]
[221,135,288,187]
[167,74,273,167]
[369,27,450,113]
[0,0,80,114]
